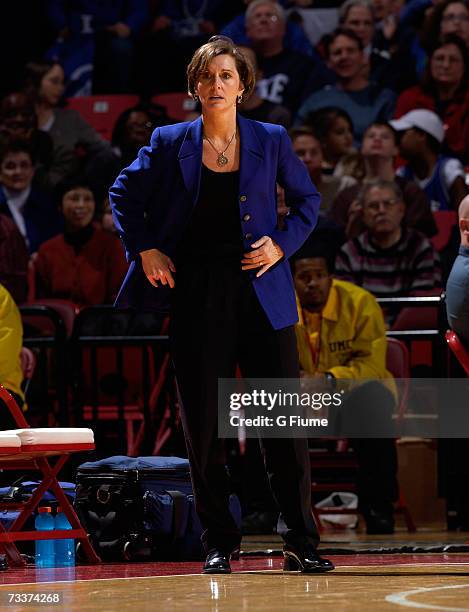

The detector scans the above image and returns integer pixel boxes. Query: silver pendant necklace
[204,130,236,167]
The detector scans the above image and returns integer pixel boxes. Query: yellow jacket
[295,279,394,384]
[0,284,24,402]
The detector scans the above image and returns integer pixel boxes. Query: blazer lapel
[178,116,203,206]
[238,114,264,193]
[177,115,265,203]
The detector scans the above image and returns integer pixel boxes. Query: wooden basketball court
[1,530,469,611]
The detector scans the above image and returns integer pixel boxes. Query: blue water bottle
[54,507,75,567]
[35,507,55,568]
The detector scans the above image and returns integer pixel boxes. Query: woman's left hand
[241,236,284,277]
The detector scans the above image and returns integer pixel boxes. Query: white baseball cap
[389,109,445,143]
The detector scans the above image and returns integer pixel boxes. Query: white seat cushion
[2,428,94,446]
[0,433,21,449]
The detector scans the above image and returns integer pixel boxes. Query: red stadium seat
[152,93,197,121]
[431,211,457,252]
[445,330,469,377]
[66,95,139,141]
[27,299,79,339]
[391,306,438,332]
[386,338,410,422]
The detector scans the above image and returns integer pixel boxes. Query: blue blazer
[109,115,320,330]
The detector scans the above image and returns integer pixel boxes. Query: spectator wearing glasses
[111,105,167,166]
[423,0,469,50]
[0,92,53,187]
[335,179,441,298]
[329,121,436,239]
[221,0,316,57]
[395,35,469,162]
[245,0,333,113]
[399,0,469,85]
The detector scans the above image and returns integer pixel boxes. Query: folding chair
[20,302,77,426]
[0,385,100,567]
[311,338,416,532]
[71,308,175,456]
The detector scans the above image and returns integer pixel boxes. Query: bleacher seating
[66,95,139,141]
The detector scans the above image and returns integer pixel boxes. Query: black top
[176,164,242,264]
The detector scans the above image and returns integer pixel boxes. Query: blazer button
[245,233,253,240]
[239,195,247,202]
[243,213,251,222]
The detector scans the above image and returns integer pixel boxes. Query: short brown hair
[288,126,318,142]
[324,27,364,58]
[187,36,256,102]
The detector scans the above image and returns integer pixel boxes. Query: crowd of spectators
[0,0,469,535]
[0,0,466,337]
[0,1,466,317]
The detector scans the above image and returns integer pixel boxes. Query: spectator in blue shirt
[390,109,468,211]
[296,28,396,143]
[47,0,148,93]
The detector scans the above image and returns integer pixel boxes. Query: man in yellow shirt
[0,283,24,428]
[292,244,398,534]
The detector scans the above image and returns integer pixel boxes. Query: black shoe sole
[202,567,232,574]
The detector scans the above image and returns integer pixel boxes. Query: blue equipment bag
[74,456,241,561]
[0,481,76,554]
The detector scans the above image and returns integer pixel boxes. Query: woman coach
[109,36,333,575]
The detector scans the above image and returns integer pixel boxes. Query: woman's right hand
[140,248,176,288]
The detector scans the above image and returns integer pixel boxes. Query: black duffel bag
[74,456,241,561]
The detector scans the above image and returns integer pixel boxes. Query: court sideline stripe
[2,563,469,588]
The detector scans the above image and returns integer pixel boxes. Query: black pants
[238,382,398,517]
[341,382,399,509]
[170,261,319,553]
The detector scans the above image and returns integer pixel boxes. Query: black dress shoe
[203,549,235,574]
[283,544,335,573]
